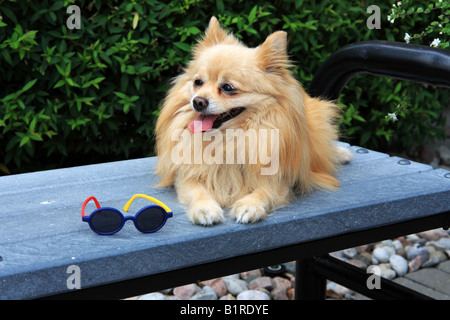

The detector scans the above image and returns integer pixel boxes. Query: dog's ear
[197,17,239,50]
[257,31,291,75]
[202,17,228,46]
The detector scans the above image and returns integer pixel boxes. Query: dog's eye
[194,79,203,87]
[221,84,235,94]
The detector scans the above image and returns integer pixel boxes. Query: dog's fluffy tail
[304,95,342,192]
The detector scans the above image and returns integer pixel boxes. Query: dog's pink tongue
[188,114,219,133]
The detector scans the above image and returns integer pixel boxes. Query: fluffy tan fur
[155,17,351,225]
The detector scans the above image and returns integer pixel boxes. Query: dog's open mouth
[188,107,245,133]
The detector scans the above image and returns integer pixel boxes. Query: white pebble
[392,240,404,252]
[138,292,166,300]
[237,290,271,300]
[389,254,408,276]
[431,238,450,251]
[379,263,396,280]
[373,247,390,263]
[189,286,217,300]
[222,277,248,296]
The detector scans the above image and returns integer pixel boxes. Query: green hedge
[0,0,448,174]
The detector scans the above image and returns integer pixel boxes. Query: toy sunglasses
[82,194,173,235]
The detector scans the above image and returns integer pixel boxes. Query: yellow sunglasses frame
[123,194,172,213]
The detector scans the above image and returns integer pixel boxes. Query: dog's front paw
[230,200,267,224]
[188,201,225,226]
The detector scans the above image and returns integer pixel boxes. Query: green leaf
[134,77,141,90]
[2,7,17,24]
[353,114,366,122]
[187,26,201,35]
[65,78,79,87]
[22,79,38,92]
[138,66,152,74]
[173,42,191,52]
[1,50,13,66]
[65,62,71,76]
[29,117,37,132]
[2,92,19,102]
[92,77,105,84]
[248,5,258,24]
[29,132,43,141]
[123,103,131,113]
[19,135,30,147]
[114,91,128,99]
[53,79,65,89]
[55,64,65,76]
[394,82,402,94]
[216,0,224,12]
[360,131,371,146]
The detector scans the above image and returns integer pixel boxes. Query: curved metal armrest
[309,40,450,100]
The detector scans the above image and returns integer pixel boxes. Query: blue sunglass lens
[91,209,123,233]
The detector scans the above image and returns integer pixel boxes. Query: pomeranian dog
[155,17,352,225]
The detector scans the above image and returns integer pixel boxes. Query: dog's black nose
[192,96,209,112]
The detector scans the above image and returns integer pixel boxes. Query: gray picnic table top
[1,142,449,299]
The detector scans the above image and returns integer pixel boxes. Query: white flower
[430,38,441,47]
[387,113,398,122]
[387,9,395,23]
[404,33,410,43]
